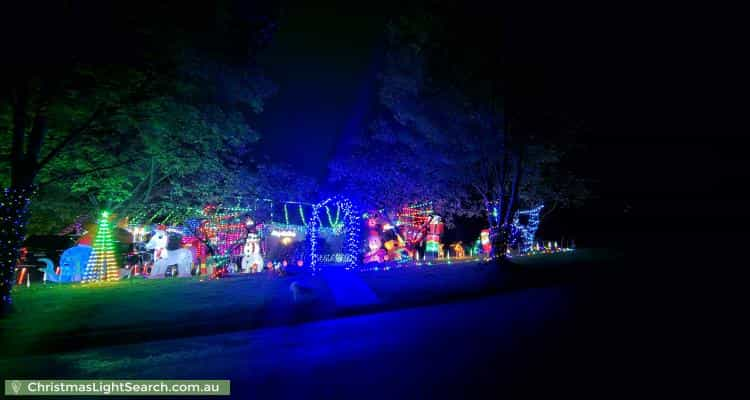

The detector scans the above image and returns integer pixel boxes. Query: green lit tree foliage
[0,1,279,314]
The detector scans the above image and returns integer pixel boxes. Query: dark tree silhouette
[330,9,588,257]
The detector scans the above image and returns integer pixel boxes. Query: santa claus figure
[480,229,492,255]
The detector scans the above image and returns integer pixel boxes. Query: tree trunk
[488,147,524,261]
[0,185,35,316]
[487,132,509,261]
[3,82,43,315]
[485,200,504,260]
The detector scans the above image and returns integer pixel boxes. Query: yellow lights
[127,226,148,242]
[281,237,292,246]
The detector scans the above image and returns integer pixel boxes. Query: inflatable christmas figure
[145,226,193,278]
[242,232,263,273]
[45,234,93,283]
[384,238,410,261]
[241,218,263,273]
[480,229,492,257]
[363,230,386,264]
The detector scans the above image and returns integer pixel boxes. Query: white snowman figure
[241,231,263,273]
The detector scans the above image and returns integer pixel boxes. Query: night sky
[255,4,385,181]
[253,4,627,245]
[249,3,728,248]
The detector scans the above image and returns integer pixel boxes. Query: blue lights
[515,204,543,253]
[308,196,360,271]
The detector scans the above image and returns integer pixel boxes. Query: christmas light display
[487,199,502,226]
[325,205,343,233]
[515,204,543,253]
[82,211,120,282]
[282,202,313,227]
[450,242,466,258]
[298,204,307,227]
[424,215,444,260]
[187,204,257,272]
[126,225,149,243]
[308,196,360,270]
[363,230,386,264]
[145,227,193,278]
[271,229,297,238]
[480,229,491,255]
[51,241,92,282]
[1,187,35,308]
[318,253,353,264]
[383,238,411,262]
[241,231,263,273]
[396,202,433,248]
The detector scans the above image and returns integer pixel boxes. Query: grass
[0,249,614,362]
[509,248,623,266]
[1,274,330,357]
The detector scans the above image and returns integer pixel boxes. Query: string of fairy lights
[3,190,560,297]
[82,211,120,283]
[308,196,360,271]
[1,187,35,308]
[516,204,544,253]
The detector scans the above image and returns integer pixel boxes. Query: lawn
[0,249,614,364]
[0,274,332,358]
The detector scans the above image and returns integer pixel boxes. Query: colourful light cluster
[397,202,433,227]
[396,202,433,247]
[82,211,120,283]
[187,206,254,258]
[308,196,360,271]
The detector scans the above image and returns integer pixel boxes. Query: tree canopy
[1,1,281,233]
[329,10,589,230]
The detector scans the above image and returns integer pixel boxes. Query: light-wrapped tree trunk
[0,186,34,315]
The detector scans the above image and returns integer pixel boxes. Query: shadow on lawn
[0,249,625,360]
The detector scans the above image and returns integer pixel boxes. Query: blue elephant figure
[44,245,92,283]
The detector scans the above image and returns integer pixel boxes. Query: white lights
[271,230,297,238]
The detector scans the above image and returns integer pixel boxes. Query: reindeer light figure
[145,228,193,278]
[450,242,466,258]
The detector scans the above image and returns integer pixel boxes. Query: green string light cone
[82,211,119,283]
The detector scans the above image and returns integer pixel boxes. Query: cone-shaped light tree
[82,211,119,282]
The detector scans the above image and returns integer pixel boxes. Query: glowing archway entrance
[308,196,360,270]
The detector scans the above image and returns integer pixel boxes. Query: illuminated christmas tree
[82,211,120,282]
